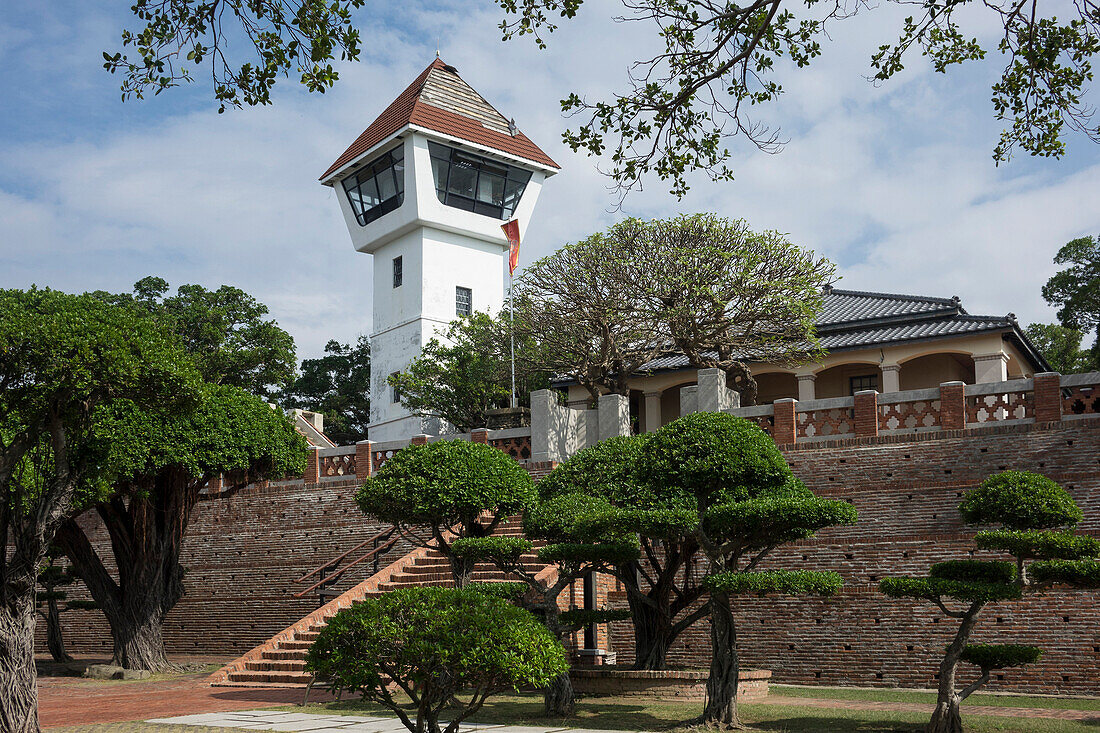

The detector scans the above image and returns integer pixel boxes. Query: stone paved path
[148,711,627,733]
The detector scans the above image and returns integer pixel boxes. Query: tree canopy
[356,440,536,586]
[1041,235,1100,369]
[390,313,550,432]
[1,287,201,733]
[305,586,567,733]
[880,470,1100,733]
[516,215,833,404]
[1024,323,1096,373]
[95,276,297,399]
[113,1,1100,196]
[57,383,309,671]
[282,336,371,444]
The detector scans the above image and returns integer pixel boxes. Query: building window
[393,256,403,288]
[849,374,879,394]
[391,372,401,403]
[342,144,405,227]
[456,286,472,316]
[428,142,531,219]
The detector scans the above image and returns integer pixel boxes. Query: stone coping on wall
[570,667,771,701]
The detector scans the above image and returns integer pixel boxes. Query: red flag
[502,220,521,275]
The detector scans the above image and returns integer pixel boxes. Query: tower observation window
[342,144,405,226]
[428,142,531,220]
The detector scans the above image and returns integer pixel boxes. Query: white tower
[320,59,559,441]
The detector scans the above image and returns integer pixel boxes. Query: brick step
[296,631,321,641]
[263,649,309,660]
[278,641,314,651]
[225,670,314,685]
[245,659,307,672]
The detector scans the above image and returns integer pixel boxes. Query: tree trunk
[628,598,672,670]
[702,591,743,729]
[45,597,72,663]
[110,604,175,671]
[1,564,43,732]
[543,671,576,716]
[928,603,983,733]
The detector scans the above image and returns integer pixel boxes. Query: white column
[974,352,1010,383]
[881,364,901,394]
[597,393,630,441]
[643,391,662,433]
[796,373,817,402]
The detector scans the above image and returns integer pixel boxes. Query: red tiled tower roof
[321,59,559,181]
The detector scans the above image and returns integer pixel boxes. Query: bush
[879,577,1022,604]
[637,412,792,505]
[535,435,647,503]
[974,529,1100,560]
[704,569,844,596]
[959,471,1081,530]
[452,536,533,562]
[466,582,530,600]
[356,440,535,528]
[929,560,1016,585]
[305,587,567,733]
[961,644,1042,671]
[1029,559,1100,587]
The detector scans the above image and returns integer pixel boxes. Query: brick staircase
[210,520,549,687]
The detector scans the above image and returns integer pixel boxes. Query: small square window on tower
[391,372,401,403]
[393,256,403,288]
[456,286,472,316]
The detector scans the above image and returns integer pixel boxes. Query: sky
[1,1,1098,362]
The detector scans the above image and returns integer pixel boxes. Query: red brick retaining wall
[608,420,1100,694]
[50,421,1100,695]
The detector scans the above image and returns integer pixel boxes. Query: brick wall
[46,477,411,657]
[50,422,1100,695]
[607,420,1100,694]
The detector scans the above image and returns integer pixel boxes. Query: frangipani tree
[454,492,637,715]
[356,440,536,587]
[881,471,1100,733]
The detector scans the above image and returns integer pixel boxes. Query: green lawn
[771,684,1100,712]
[295,692,1100,733]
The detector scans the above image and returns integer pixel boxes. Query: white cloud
[1,0,1098,364]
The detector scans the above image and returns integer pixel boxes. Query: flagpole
[510,271,516,409]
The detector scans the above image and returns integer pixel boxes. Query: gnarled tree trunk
[44,596,72,663]
[702,591,743,729]
[627,595,672,670]
[543,671,576,716]
[928,602,983,733]
[57,471,200,672]
[1,550,44,733]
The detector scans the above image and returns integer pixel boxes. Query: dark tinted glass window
[342,144,405,226]
[456,286,472,316]
[428,142,532,220]
[849,375,878,394]
[393,256,403,288]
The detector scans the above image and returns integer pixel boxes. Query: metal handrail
[294,527,395,584]
[293,528,399,601]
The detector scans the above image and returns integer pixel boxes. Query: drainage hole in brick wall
[997,674,1005,681]
[1063,675,1071,682]
[1064,615,1071,622]
[869,575,878,582]
[844,644,852,651]
[907,494,914,500]
[997,617,1004,623]
[932,513,938,519]
[815,672,822,679]
[1068,439,1075,446]
[980,448,988,453]
[904,454,911,459]
[788,644,796,651]
[876,673,884,679]
[874,618,881,624]
[903,551,910,558]
[907,645,914,651]
[944,469,951,475]
[802,555,808,561]
[845,553,854,560]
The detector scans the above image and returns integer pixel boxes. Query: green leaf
[704,569,844,596]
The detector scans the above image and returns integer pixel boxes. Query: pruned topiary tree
[529,434,709,672]
[881,470,1100,733]
[629,412,858,728]
[304,586,567,733]
[356,440,536,587]
[453,490,637,715]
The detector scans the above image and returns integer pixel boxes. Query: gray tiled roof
[819,288,961,325]
[630,289,1031,373]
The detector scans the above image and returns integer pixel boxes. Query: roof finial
[508,118,518,137]
[435,41,440,59]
